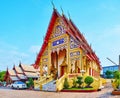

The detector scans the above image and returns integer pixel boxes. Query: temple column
[80,50,83,71]
[48,42,51,75]
[67,37,70,73]
[39,60,43,77]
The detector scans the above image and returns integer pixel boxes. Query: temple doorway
[51,48,67,78]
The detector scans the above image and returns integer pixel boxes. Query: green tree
[63,78,69,89]
[113,71,120,79]
[113,71,120,89]
[26,78,34,89]
[76,76,83,88]
[84,76,94,88]
[0,71,6,82]
[105,70,113,78]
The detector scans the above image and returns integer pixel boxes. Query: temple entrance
[60,65,67,77]
[51,48,67,78]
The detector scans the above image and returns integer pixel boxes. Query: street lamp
[80,70,85,88]
[80,70,85,76]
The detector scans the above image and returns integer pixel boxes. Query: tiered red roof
[34,8,101,70]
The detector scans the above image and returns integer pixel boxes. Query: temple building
[33,8,102,91]
[4,63,39,84]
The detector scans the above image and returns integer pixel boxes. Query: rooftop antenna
[51,1,55,9]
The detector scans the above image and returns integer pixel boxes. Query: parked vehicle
[11,81,27,89]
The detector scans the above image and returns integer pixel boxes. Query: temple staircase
[34,74,54,91]
[42,80,56,91]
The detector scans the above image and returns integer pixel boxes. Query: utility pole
[106,57,117,65]
[106,55,120,70]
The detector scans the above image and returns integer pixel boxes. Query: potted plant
[112,71,120,89]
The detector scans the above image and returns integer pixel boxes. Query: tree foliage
[105,70,113,78]
[113,71,120,89]
[0,71,6,82]
[26,78,34,88]
[113,71,120,79]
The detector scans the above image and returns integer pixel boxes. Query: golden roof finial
[61,6,64,15]
[68,11,71,20]
[19,60,21,66]
[51,1,55,9]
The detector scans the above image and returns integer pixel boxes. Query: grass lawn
[63,88,95,90]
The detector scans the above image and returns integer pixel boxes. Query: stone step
[42,80,56,91]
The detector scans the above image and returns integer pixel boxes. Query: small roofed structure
[13,66,27,80]
[20,64,39,79]
[4,64,39,84]
[4,69,19,84]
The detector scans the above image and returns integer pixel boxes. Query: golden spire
[51,1,55,9]
[68,11,71,20]
[61,6,64,15]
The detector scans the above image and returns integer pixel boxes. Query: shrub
[72,78,77,88]
[26,78,34,89]
[76,76,83,88]
[84,76,94,88]
[63,78,69,89]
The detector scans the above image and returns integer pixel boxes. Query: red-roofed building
[32,8,102,91]
[34,8,101,78]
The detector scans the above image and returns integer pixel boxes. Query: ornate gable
[34,9,60,68]
[50,18,67,39]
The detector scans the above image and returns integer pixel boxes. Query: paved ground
[0,82,120,98]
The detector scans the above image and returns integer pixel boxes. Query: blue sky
[0,0,120,71]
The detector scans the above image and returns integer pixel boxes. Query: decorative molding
[42,58,48,62]
[70,51,80,57]
[70,36,79,49]
[51,18,66,38]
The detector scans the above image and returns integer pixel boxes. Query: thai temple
[33,8,102,91]
[4,63,39,84]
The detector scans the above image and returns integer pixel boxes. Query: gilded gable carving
[51,18,67,38]
[70,36,79,49]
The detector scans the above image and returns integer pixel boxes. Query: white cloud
[29,45,40,53]
[0,41,32,70]
[10,50,29,58]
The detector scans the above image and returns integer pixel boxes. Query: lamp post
[80,70,85,88]
[80,70,85,76]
